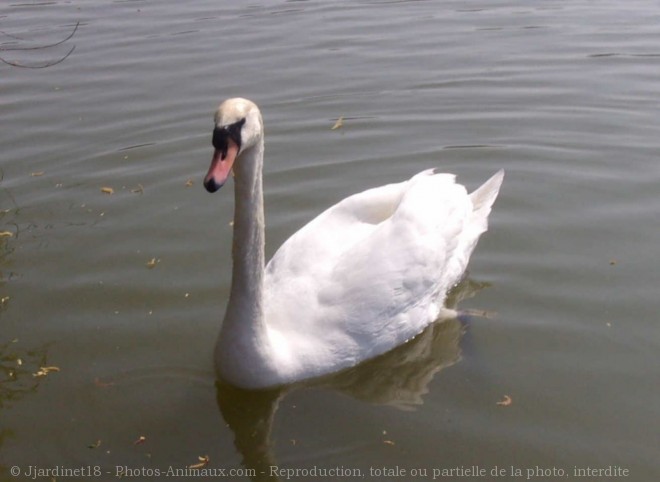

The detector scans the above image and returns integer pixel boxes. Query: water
[1,1,659,481]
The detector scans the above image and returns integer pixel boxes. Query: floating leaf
[383,440,395,446]
[93,377,115,388]
[188,455,209,469]
[33,366,60,377]
[88,440,102,449]
[31,171,45,177]
[496,394,512,406]
[101,187,114,195]
[133,435,147,445]
[609,259,617,266]
[0,231,13,238]
[185,179,194,187]
[131,184,144,194]
[331,116,344,130]
[146,258,160,269]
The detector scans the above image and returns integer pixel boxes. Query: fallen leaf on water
[185,179,194,187]
[609,259,617,266]
[131,184,144,194]
[33,366,61,377]
[188,455,210,469]
[101,187,114,195]
[133,435,147,445]
[496,395,512,406]
[146,258,160,269]
[331,116,344,130]
[383,440,395,446]
[0,231,13,238]
[31,171,45,177]
[88,440,102,449]
[93,377,115,388]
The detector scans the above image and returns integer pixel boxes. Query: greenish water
[1,1,658,481]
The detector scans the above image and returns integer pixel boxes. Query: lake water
[1,1,658,481]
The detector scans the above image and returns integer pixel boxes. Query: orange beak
[204,138,239,193]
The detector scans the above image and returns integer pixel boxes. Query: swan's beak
[204,140,239,193]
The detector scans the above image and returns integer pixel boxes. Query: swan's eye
[212,118,246,159]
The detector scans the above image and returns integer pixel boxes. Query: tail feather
[444,169,504,289]
[466,169,504,240]
[470,169,504,216]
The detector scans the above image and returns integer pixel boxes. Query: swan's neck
[223,138,267,345]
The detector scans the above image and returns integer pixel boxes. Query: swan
[204,98,503,389]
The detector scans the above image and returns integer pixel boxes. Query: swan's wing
[264,170,503,370]
[263,176,412,354]
[265,177,411,280]
[313,172,472,354]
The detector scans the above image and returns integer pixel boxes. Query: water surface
[1,1,658,481]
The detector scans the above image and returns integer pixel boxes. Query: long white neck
[228,137,266,327]
[216,136,270,382]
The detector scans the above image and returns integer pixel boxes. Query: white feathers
[211,98,504,389]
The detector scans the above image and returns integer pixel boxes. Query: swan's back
[261,169,504,383]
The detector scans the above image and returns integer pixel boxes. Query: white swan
[204,98,503,389]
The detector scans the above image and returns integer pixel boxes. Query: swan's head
[204,98,263,193]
